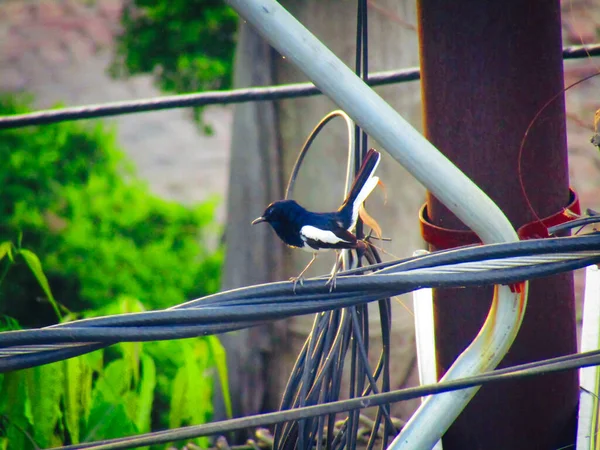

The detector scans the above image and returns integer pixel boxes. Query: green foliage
[0,95,222,326]
[0,95,231,447]
[0,298,231,448]
[0,335,225,448]
[0,237,62,320]
[111,0,238,131]
[111,0,238,94]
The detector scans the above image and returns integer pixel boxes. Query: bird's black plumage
[257,199,362,251]
[252,148,381,289]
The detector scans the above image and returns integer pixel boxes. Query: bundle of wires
[2,232,600,450]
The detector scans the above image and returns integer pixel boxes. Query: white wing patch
[350,175,379,229]
[300,225,350,245]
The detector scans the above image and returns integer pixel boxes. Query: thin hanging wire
[350,3,395,449]
[272,4,397,448]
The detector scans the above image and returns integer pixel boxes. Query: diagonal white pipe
[226,1,527,448]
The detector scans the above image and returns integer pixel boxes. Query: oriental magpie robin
[252,148,381,290]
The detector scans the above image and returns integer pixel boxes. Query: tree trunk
[217,22,286,431]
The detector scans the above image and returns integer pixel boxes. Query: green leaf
[0,315,20,331]
[168,365,188,430]
[63,354,95,444]
[0,241,13,262]
[207,336,232,418]
[0,372,33,449]
[63,357,81,444]
[26,362,65,447]
[84,358,137,442]
[135,354,156,435]
[84,401,136,442]
[18,248,62,320]
[92,358,131,405]
[113,297,145,383]
[167,339,213,448]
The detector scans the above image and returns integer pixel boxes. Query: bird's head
[252,200,300,226]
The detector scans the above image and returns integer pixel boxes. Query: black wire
[273,339,309,449]
[361,247,394,449]
[298,315,321,450]
[277,8,380,445]
[562,43,600,59]
[52,346,600,450]
[3,246,599,334]
[343,4,369,449]
[350,307,394,430]
[548,216,600,235]
[0,69,420,131]
[346,319,358,450]
[285,111,351,201]
[0,235,597,370]
[340,233,600,277]
[1,241,600,371]
[0,44,597,131]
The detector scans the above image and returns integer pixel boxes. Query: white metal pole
[577,265,600,450]
[226,1,526,448]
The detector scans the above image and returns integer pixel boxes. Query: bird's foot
[325,273,337,292]
[290,276,304,294]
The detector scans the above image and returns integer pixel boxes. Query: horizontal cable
[0,43,598,130]
[549,214,600,235]
[0,255,595,348]
[54,346,600,450]
[562,43,600,59]
[0,68,418,130]
[1,234,600,371]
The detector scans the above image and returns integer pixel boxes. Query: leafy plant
[0,321,230,449]
[0,95,222,326]
[110,0,238,129]
[0,236,62,320]
[0,266,231,448]
[0,94,230,447]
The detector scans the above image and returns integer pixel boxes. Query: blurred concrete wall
[0,0,232,218]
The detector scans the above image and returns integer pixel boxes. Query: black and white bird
[252,148,381,290]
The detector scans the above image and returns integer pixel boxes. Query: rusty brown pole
[418,1,578,448]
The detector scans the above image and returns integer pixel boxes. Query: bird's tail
[338,148,381,230]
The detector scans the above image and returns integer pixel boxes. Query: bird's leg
[325,250,342,292]
[290,253,318,293]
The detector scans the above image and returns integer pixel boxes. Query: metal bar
[224,1,524,448]
[412,249,442,450]
[577,265,600,450]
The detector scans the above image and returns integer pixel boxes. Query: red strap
[419,205,480,249]
[419,188,580,250]
[517,189,580,239]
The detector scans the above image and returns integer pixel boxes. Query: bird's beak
[251,216,266,225]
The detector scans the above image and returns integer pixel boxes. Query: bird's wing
[300,225,359,250]
[338,149,381,230]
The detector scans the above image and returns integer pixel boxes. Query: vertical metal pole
[419,1,578,448]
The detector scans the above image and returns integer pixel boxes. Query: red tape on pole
[419,188,580,249]
[419,188,580,293]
